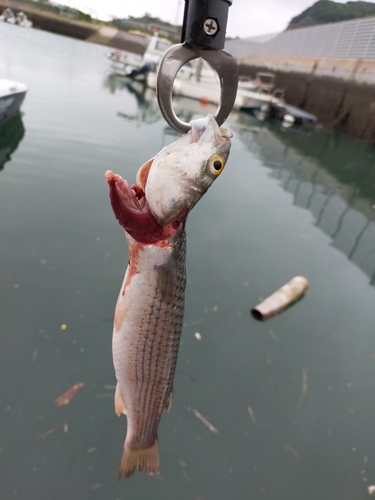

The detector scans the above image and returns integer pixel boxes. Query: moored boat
[15,12,33,28]
[0,8,16,23]
[0,79,28,125]
[108,35,172,78]
[146,62,285,114]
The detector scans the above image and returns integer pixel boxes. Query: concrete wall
[239,55,375,143]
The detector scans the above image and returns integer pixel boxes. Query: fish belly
[112,231,186,477]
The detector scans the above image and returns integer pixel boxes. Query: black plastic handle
[181,0,233,51]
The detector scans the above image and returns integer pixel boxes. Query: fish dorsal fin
[115,384,127,416]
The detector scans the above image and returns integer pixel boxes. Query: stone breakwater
[238,54,375,143]
[0,0,149,54]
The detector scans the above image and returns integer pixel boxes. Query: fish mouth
[104,169,183,244]
[105,119,211,240]
[105,170,147,221]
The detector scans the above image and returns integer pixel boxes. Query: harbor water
[1,22,375,500]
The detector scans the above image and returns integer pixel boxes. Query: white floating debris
[251,276,309,321]
[192,409,218,434]
[213,306,218,311]
[368,485,375,494]
[247,405,256,424]
[194,332,201,340]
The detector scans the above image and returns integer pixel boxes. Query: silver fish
[105,115,232,479]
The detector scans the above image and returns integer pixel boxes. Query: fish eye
[207,155,225,176]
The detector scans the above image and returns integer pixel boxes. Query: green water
[1,23,375,500]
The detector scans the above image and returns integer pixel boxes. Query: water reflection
[113,79,375,287]
[102,74,161,125]
[241,125,375,287]
[103,73,219,126]
[0,113,25,172]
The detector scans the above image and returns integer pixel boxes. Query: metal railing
[226,17,375,60]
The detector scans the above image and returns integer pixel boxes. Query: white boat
[0,9,32,27]
[0,79,28,125]
[0,8,16,24]
[147,61,285,113]
[15,12,33,28]
[109,35,172,78]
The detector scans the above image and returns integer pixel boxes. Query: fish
[105,114,232,479]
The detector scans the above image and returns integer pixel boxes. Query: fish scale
[112,230,187,476]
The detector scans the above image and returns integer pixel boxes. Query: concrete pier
[238,54,375,142]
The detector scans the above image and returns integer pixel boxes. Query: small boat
[0,8,16,24]
[146,62,285,113]
[15,12,33,28]
[0,8,32,27]
[108,35,172,78]
[0,79,28,125]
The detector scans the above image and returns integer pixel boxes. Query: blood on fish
[56,383,84,406]
[105,170,182,244]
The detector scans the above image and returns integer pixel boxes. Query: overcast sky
[65,0,375,37]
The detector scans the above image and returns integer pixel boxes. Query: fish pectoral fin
[115,384,127,416]
[164,390,173,412]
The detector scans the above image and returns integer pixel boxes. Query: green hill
[286,0,375,30]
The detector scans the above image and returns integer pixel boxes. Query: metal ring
[156,43,238,134]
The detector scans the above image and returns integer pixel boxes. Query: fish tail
[118,442,160,479]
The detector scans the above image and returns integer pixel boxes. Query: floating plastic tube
[251,276,309,321]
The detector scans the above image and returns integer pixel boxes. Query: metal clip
[156,42,238,134]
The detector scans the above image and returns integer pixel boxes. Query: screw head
[203,18,218,36]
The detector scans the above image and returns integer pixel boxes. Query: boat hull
[0,79,28,125]
[147,71,279,112]
[109,58,140,77]
[0,91,27,124]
